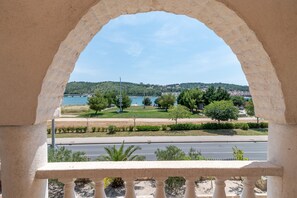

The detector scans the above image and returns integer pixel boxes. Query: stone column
[268,122,297,198]
[0,123,48,198]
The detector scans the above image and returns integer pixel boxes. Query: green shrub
[161,125,168,131]
[91,127,96,132]
[136,125,160,131]
[128,126,134,132]
[47,128,51,134]
[155,145,205,192]
[260,122,268,128]
[201,123,234,130]
[241,123,249,130]
[107,125,117,134]
[169,123,200,131]
[247,122,260,128]
[48,147,89,162]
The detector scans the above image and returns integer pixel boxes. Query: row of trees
[87,91,132,114]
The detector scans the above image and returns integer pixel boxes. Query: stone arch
[36,0,285,124]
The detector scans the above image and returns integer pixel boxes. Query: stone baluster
[154,177,167,198]
[92,178,106,198]
[124,177,136,198]
[185,176,197,198]
[240,177,258,198]
[213,177,227,198]
[59,178,76,198]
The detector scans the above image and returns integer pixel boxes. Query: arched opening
[37,0,284,125]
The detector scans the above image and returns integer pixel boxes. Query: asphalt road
[59,142,267,161]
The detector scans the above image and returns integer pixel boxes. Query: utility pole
[51,119,55,148]
[119,77,123,112]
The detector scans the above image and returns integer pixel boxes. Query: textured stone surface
[36,0,285,125]
[1,1,297,125]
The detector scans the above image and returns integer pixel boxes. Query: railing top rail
[36,161,282,179]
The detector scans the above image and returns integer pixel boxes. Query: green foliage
[201,122,234,130]
[158,94,176,111]
[142,97,152,107]
[136,125,160,131]
[204,100,239,123]
[65,81,249,96]
[97,142,145,188]
[107,125,117,134]
[155,145,205,191]
[116,93,132,110]
[48,147,89,162]
[169,105,191,124]
[177,88,204,112]
[154,97,161,108]
[87,91,108,114]
[232,146,249,160]
[169,123,202,131]
[203,86,230,105]
[104,91,117,107]
[245,99,255,116]
[241,123,249,130]
[231,95,245,107]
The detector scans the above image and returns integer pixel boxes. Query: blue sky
[70,11,248,85]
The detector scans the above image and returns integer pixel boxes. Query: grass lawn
[76,106,205,118]
[48,128,268,138]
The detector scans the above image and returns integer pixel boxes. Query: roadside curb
[47,136,268,145]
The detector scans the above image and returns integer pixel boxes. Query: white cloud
[125,42,143,57]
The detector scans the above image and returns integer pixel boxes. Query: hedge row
[47,122,268,134]
[169,122,268,131]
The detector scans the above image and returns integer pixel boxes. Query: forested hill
[65,81,249,96]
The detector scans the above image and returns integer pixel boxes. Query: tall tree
[231,95,245,107]
[245,99,259,123]
[159,94,176,111]
[142,97,152,108]
[87,91,108,114]
[169,105,191,124]
[116,93,132,111]
[104,91,117,107]
[204,100,239,123]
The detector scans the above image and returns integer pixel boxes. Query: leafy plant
[107,125,117,134]
[169,105,192,124]
[97,142,145,188]
[204,100,239,123]
[48,146,89,162]
[136,125,160,131]
[155,145,205,192]
[232,146,248,160]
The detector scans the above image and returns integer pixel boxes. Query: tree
[204,100,239,123]
[154,97,161,108]
[104,91,117,107]
[115,93,132,111]
[245,99,259,123]
[177,88,204,112]
[142,97,152,108]
[231,95,245,107]
[97,142,145,187]
[169,105,191,124]
[159,94,176,111]
[203,86,230,105]
[87,91,108,114]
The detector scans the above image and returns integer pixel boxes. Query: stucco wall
[0,0,296,125]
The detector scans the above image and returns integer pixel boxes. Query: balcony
[36,161,282,198]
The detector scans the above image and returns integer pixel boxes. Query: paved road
[59,142,267,161]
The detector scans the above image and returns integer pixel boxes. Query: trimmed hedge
[47,122,268,134]
[136,125,160,131]
[168,122,268,131]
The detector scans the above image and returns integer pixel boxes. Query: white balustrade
[124,177,136,198]
[213,177,227,198]
[185,176,197,198]
[35,161,282,198]
[155,177,166,198]
[241,177,258,198]
[59,178,76,198]
[92,178,106,198]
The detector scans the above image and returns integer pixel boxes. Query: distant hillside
[65,81,250,96]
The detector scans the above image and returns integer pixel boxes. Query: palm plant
[97,142,145,187]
